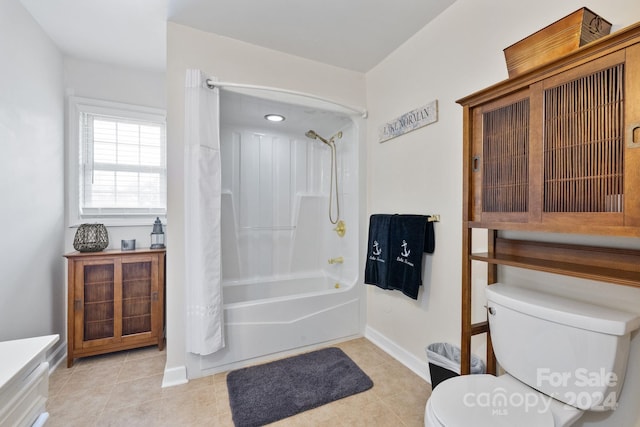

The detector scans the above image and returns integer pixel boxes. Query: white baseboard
[48,341,67,373]
[162,365,188,388]
[365,325,431,384]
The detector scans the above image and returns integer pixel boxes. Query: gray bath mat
[226,347,373,426]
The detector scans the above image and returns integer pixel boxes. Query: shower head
[305,130,331,146]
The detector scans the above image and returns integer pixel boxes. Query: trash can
[425,343,485,389]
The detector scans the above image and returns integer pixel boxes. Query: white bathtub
[223,274,342,304]
[195,274,362,375]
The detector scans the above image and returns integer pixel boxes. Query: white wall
[365,1,640,425]
[63,57,166,251]
[0,0,65,359]
[166,22,366,384]
[64,57,166,108]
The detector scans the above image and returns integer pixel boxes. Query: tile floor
[47,338,431,426]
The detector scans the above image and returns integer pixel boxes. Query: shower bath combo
[186,82,366,377]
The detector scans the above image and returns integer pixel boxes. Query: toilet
[425,283,640,426]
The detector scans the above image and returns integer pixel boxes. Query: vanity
[0,335,59,427]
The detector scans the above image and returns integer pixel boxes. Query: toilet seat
[427,374,558,427]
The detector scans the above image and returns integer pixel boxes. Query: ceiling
[220,89,353,138]
[20,0,456,73]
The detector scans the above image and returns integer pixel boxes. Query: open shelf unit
[472,238,640,287]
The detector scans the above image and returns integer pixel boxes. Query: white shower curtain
[184,69,224,355]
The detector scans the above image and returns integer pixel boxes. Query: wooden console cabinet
[65,249,165,367]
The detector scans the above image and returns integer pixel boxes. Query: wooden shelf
[467,220,640,238]
[473,237,640,286]
[471,252,640,287]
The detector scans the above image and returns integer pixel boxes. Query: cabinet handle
[628,124,640,147]
[472,155,481,172]
[74,299,82,310]
[152,292,158,301]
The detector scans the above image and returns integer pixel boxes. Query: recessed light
[264,114,285,122]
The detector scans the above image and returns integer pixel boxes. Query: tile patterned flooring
[47,338,431,426]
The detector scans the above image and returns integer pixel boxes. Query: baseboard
[48,340,67,373]
[364,325,431,383]
[162,365,188,388]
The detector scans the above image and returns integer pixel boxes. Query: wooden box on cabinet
[65,248,166,367]
[503,7,612,78]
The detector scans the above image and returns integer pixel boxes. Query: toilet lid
[429,375,555,427]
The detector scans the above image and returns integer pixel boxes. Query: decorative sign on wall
[378,100,438,143]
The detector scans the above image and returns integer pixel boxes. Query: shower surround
[189,87,366,376]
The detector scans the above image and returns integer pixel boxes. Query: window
[69,97,166,225]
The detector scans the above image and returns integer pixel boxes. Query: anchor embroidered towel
[364,214,393,289]
[387,215,435,299]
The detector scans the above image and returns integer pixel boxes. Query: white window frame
[68,96,167,227]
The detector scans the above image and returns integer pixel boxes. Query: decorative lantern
[73,223,109,252]
[150,217,165,249]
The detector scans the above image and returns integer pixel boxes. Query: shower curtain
[184,69,224,355]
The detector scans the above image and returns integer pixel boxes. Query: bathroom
[3,0,640,426]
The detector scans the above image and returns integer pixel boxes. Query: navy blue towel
[388,215,434,299]
[365,214,435,300]
[364,214,393,289]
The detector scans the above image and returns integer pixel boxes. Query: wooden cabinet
[461,26,640,237]
[65,249,165,367]
[458,22,640,375]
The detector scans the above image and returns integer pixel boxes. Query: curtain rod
[205,79,368,119]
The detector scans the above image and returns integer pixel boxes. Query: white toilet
[425,283,640,427]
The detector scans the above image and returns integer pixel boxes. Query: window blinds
[80,112,166,217]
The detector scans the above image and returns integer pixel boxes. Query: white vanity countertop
[0,335,59,389]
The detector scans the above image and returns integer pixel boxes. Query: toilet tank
[486,283,640,411]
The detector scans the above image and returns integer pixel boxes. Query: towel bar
[428,215,441,222]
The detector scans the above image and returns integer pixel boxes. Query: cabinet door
[120,255,159,343]
[471,89,534,223]
[624,43,640,227]
[75,259,118,349]
[541,51,626,227]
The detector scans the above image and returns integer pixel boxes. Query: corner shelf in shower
[239,226,296,231]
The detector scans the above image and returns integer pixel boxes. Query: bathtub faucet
[328,256,344,264]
